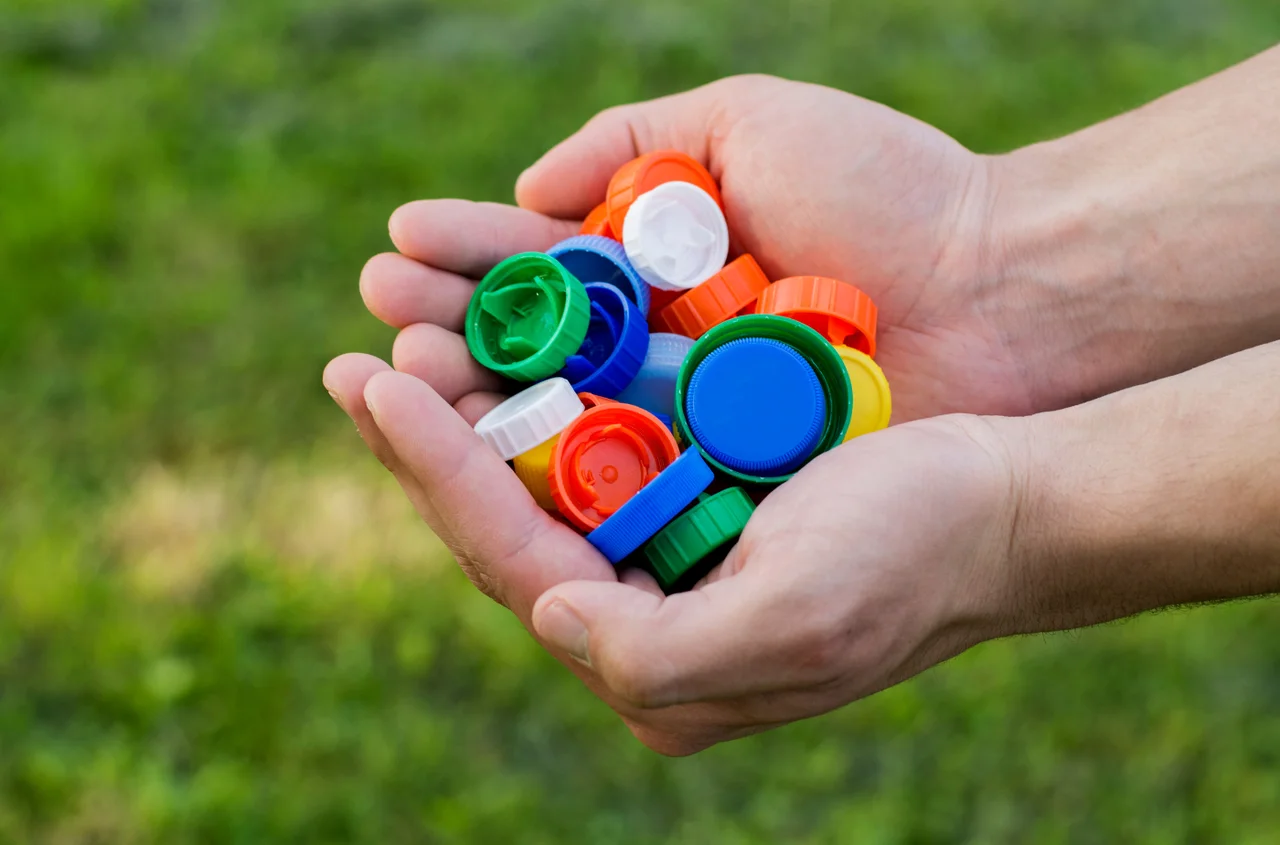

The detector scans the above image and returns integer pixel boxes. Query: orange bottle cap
[580,202,615,240]
[654,255,771,339]
[606,151,723,241]
[548,404,680,532]
[755,276,878,356]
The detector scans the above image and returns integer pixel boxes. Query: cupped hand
[323,356,1022,755]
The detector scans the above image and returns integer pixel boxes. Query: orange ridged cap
[580,202,615,240]
[755,276,878,356]
[654,255,771,339]
[606,151,723,239]
[548,404,680,532]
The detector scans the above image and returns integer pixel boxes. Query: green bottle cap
[643,487,755,592]
[466,253,592,382]
[673,314,853,485]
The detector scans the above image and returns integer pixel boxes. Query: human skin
[324,46,1280,754]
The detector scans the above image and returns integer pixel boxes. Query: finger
[360,252,475,331]
[515,81,732,220]
[363,370,615,619]
[388,200,578,278]
[454,391,507,427]
[391,323,503,405]
[531,571,814,709]
[620,567,665,599]
[322,353,432,516]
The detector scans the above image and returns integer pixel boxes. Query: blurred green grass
[1,0,1278,841]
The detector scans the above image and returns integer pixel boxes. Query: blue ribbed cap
[547,235,651,316]
[557,283,649,398]
[685,338,826,476]
[614,333,695,419]
[587,449,714,564]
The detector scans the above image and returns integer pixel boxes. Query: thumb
[531,567,808,709]
[515,81,733,221]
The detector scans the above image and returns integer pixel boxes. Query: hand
[349,74,1045,433]
[323,359,1022,755]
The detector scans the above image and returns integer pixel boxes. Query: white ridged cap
[473,378,584,461]
[622,182,729,292]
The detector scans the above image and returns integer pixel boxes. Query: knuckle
[600,649,673,709]
[626,723,706,758]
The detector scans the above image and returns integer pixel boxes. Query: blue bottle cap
[557,283,649,398]
[613,333,695,419]
[548,235,651,316]
[586,449,714,564]
[685,338,826,476]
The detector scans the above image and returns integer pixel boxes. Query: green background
[2,0,1278,841]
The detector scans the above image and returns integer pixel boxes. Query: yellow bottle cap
[835,346,891,440]
[513,435,560,510]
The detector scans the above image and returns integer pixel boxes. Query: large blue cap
[557,283,649,398]
[614,333,695,419]
[547,235,651,316]
[587,449,714,564]
[685,338,826,476]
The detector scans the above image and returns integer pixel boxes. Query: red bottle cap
[654,255,771,339]
[754,276,878,356]
[606,151,723,241]
[577,392,617,410]
[580,202,615,240]
[548,404,680,532]
[646,286,686,332]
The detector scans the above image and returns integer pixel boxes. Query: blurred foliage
[1,0,1278,841]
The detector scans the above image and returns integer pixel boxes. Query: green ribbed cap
[674,314,853,485]
[466,253,591,382]
[643,487,754,592]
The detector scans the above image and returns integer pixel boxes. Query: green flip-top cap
[643,487,755,593]
[466,253,592,382]
[674,314,853,485]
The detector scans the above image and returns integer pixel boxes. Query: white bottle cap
[473,378,584,461]
[621,182,730,292]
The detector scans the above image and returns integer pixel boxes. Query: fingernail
[537,599,590,667]
[364,394,381,425]
[325,387,341,406]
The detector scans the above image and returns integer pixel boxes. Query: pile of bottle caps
[466,151,891,592]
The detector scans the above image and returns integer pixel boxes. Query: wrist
[998,347,1280,636]
[978,139,1142,412]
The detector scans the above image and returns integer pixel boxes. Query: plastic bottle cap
[685,338,826,475]
[577,392,617,410]
[548,404,680,532]
[556,283,649,398]
[473,378,584,462]
[613,332,696,419]
[755,276,879,356]
[587,449,714,564]
[622,182,729,292]
[835,346,892,440]
[674,315,853,485]
[465,253,591,381]
[606,150,723,239]
[647,286,686,332]
[580,202,615,240]
[513,435,560,510]
[547,235,651,316]
[655,255,771,339]
[643,488,755,591]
